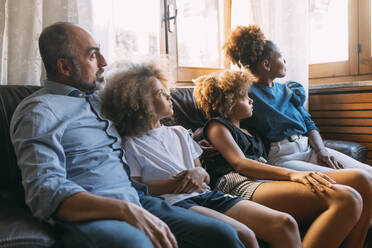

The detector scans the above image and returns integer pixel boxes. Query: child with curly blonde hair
[194,68,372,248]
[101,61,310,248]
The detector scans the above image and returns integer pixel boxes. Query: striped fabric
[215,171,262,200]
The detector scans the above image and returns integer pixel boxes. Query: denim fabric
[56,195,244,248]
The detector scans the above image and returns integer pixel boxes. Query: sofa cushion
[0,200,55,248]
[0,85,41,194]
[323,139,367,163]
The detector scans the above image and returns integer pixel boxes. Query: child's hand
[199,182,211,192]
[289,171,336,193]
[173,168,209,194]
[198,139,219,158]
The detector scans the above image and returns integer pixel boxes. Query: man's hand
[173,168,209,194]
[122,202,178,248]
[316,148,344,169]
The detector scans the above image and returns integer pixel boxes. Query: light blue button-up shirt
[10,81,143,220]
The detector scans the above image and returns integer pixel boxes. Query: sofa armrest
[323,139,368,163]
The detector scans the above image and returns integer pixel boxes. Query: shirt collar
[43,80,91,98]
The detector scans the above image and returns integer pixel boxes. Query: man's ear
[56,58,72,77]
[261,59,271,72]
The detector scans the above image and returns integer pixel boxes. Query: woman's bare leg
[251,181,363,248]
[191,200,302,248]
[324,169,372,248]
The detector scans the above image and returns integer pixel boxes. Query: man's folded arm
[11,103,88,220]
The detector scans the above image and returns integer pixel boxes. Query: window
[165,0,231,83]
[176,0,225,68]
[359,0,372,74]
[91,0,162,64]
[90,0,305,84]
[309,0,372,79]
[165,0,307,84]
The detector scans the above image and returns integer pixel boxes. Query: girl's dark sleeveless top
[202,117,268,187]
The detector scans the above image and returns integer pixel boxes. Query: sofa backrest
[0,85,41,204]
[167,87,207,130]
[0,85,203,204]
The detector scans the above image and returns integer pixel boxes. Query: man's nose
[98,52,107,67]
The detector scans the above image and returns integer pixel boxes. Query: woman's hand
[289,171,336,193]
[316,148,344,169]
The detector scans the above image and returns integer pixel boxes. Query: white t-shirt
[124,125,204,204]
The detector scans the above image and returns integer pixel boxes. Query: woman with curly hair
[224,25,372,176]
[194,68,372,248]
[101,61,310,248]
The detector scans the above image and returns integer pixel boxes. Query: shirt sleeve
[286,81,318,132]
[10,102,86,220]
[123,139,143,178]
[180,127,203,159]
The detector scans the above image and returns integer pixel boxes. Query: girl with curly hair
[101,61,310,248]
[194,68,372,248]
[224,25,372,178]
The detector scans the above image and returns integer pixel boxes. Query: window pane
[176,0,224,68]
[309,0,348,64]
[91,0,161,63]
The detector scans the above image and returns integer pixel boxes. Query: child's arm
[172,158,210,194]
[131,159,210,196]
[206,121,335,193]
[132,176,188,196]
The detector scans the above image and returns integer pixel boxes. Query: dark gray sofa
[0,85,369,247]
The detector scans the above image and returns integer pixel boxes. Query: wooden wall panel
[309,88,372,165]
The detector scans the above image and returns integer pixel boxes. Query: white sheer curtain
[1,0,308,87]
[0,0,93,85]
[0,0,162,86]
[232,0,309,97]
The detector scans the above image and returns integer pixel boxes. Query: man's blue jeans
[55,195,244,248]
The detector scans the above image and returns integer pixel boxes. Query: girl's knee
[274,213,299,234]
[331,185,363,220]
[265,213,301,246]
[263,211,298,233]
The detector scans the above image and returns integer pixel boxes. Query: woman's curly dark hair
[223,25,276,75]
[194,70,255,119]
[101,61,171,139]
